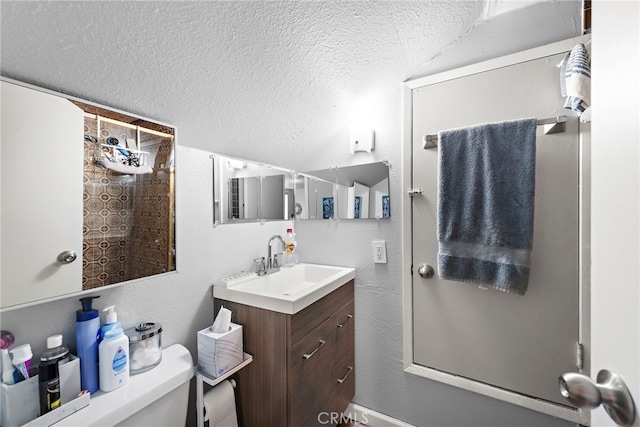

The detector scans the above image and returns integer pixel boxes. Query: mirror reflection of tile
[354,196,361,219]
[382,195,390,218]
[323,197,334,219]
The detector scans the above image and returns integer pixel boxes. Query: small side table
[195,353,253,427]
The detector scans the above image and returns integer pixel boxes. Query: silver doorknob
[559,370,636,426]
[57,250,77,264]
[417,264,434,279]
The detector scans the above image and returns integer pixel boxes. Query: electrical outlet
[372,240,387,264]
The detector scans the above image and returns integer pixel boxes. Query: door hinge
[576,342,584,370]
[408,188,424,197]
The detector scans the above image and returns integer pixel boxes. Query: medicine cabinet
[0,78,177,310]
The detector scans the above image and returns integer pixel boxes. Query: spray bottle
[1,330,21,385]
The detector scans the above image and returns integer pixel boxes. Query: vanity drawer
[332,348,355,415]
[289,314,338,426]
[290,280,354,344]
[298,349,355,427]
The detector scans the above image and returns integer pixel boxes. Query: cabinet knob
[57,250,77,264]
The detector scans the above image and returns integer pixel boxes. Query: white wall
[0,2,583,426]
[590,2,640,426]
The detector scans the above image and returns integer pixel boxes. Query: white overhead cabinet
[1,81,84,309]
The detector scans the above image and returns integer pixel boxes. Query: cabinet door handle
[302,339,326,359]
[57,250,77,264]
[337,314,353,328]
[337,366,354,384]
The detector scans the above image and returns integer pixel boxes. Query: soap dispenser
[76,296,100,393]
[101,305,122,339]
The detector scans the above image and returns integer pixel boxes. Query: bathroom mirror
[211,154,295,225]
[210,153,390,224]
[80,103,176,290]
[295,161,390,220]
[294,173,337,220]
[0,78,176,310]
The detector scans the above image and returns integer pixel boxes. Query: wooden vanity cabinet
[215,280,355,427]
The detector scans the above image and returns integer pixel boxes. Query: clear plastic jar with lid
[125,322,162,374]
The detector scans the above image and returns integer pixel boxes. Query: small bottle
[38,335,69,415]
[76,296,100,393]
[101,305,122,339]
[40,334,70,366]
[284,228,296,267]
[38,359,61,415]
[0,330,15,350]
[1,349,20,385]
[10,343,32,381]
[99,327,129,392]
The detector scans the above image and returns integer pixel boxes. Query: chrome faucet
[266,234,286,273]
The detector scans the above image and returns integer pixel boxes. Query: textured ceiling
[1,1,556,168]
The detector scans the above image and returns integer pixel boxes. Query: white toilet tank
[56,344,194,427]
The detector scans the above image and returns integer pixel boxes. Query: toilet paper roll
[203,380,238,427]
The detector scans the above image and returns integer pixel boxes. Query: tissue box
[197,323,243,378]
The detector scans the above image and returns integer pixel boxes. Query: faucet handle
[254,257,266,275]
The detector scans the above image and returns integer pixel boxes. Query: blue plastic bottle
[76,296,100,393]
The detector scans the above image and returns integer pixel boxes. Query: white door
[1,81,84,308]
[590,2,639,426]
[411,51,582,407]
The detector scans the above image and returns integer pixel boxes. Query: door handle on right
[559,369,637,426]
[417,264,434,279]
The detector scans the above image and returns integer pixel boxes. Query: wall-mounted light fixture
[349,127,375,153]
[348,95,376,153]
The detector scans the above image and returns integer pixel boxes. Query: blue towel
[437,118,537,295]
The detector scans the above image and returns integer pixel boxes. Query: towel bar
[423,115,568,149]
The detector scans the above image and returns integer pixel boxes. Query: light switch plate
[372,240,387,264]
[350,128,375,153]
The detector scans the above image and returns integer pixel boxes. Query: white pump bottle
[101,305,122,340]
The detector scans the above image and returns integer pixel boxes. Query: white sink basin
[212,263,355,314]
